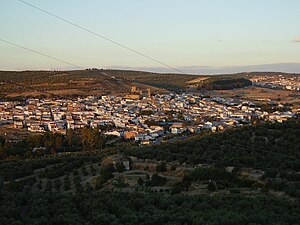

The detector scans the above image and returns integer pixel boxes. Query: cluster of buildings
[0,89,297,144]
[250,75,300,91]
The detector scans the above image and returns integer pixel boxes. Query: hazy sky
[0,0,300,73]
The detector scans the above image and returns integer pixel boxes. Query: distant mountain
[121,63,300,75]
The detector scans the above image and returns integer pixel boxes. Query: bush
[156,162,167,172]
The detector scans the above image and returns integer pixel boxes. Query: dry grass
[211,86,300,103]
[186,77,209,84]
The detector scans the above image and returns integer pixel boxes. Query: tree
[115,162,125,173]
[0,176,3,190]
[81,128,104,151]
[207,182,217,192]
[137,177,144,186]
[55,136,63,150]
[150,173,167,186]
[156,162,167,172]
[54,179,61,191]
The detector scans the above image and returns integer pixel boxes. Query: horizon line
[1,62,300,75]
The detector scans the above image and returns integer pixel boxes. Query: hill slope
[0,69,198,98]
[0,120,299,224]
[197,77,252,90]
[0,70,299,98]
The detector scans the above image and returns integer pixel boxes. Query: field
[209,86,300,104]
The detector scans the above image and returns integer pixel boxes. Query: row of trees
[0,127,106,160]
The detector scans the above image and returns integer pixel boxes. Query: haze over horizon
[1,0,300,74]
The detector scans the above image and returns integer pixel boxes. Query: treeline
[198,78,252,90]
[260,103,292,113]
[125,120,300,175]
[0,190,299,225]
[0,127,106,160]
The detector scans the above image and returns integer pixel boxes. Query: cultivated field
[210,86,300,104]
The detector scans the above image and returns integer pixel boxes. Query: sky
[0,0,300,74]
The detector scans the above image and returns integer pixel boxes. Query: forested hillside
[0,120,299,224]
[0,191,299,225]
[198,77,252,90]
[126,120,300,174]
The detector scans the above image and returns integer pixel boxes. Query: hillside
[126,120,300,173]
[0,70,299,98]
[0,69,198,98]
[197,77,252,90]
[0,70,132,98]
[1,191,298,225]
[0,120,299,224]
[102,69,199,91]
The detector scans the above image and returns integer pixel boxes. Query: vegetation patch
[198,77,252,90]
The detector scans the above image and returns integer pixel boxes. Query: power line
[0,38,83,99]
[0,38,82,69]
[17,0,189,75]
[3,1,294,160]
[4,80,70,99]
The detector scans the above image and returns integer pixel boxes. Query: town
[250,74,300,91]
[0,86,298,145]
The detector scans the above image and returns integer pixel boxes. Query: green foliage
[4,181,22,192]
[80,166,89,176]
[100,165,114,181]
[80,127,105,151]
[207,182,217,192]
[199,77,252,90]
[189,167,232,182]
[53,179,61,191]
[147,173,167,186]
[0,119,299,224]
[63,175,71,191]
[0,127,106,160]
[0,191,299,225]
[171,182,183,194]
[115,162,125,173]
[170,165,176,171]
[260,103,291,113]
[92,166,114,190]
[0,151,111,183]
[93,176,105,190]
[137,177,144,186]
[126,120,300,175]
[156,162,167,172]
[45,180,53,192]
